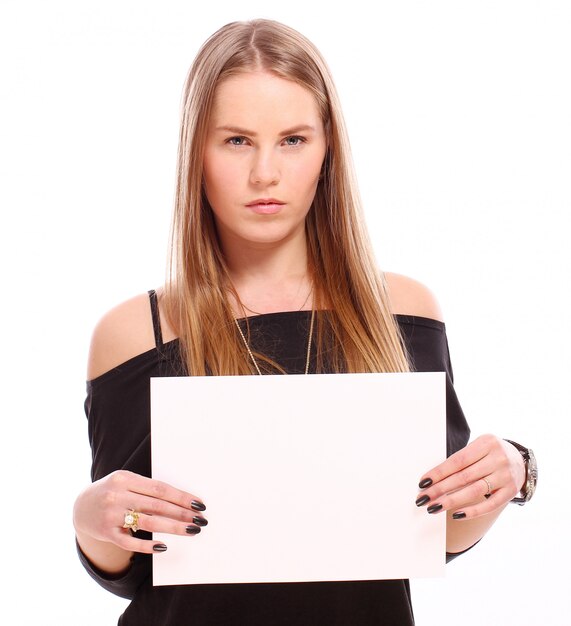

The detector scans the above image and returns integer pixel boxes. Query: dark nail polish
[427,503,443,514]
[191,500,206,512]
[419,478,433,489]
[153,543,167,552]
[452,512,466,519]
[186,525,201,534]
[415,495,431,507]
[193,516,208,527]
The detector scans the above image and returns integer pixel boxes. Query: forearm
[76,530,134,575]
[445,503,507,554]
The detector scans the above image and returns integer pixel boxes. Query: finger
[108,527,172,555]
[128,511,208,536]
[421,461,521,516]
[122,493,206,526]
[418,435,495,488]
[110,470,206,511]
[422,474,500,515]
[415,456,496,505]
[448,487,513,520]
[97,502,207,550]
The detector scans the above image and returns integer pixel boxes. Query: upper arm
[384,272,444,322]
[87,293,156,380]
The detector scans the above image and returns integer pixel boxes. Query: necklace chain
[234,308,316,375]
[239,285,313,317]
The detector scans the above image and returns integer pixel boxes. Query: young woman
[73,19,537,625]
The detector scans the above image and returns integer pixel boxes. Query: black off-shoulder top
[78,292,472,626]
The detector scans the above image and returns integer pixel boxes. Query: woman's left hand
[415,434,526,519]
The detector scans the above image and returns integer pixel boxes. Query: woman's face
[202,71,328,253]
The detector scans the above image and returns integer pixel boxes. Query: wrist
[76,532,133,575]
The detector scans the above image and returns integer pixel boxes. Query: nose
[249,148,280,186]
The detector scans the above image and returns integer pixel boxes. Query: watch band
[504,439,538,505]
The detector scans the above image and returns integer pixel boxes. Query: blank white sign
[151,372,446,586]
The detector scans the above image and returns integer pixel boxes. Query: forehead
[210,71,322,127]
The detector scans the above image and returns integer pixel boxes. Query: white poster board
[151,372,446,586]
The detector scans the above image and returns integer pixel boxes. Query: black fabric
[80,300,472,625]
[148,289,164,350]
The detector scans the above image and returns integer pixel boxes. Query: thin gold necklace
[234,308,316,375]
[239,284,314,317]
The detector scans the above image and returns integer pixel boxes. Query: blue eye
[228,136,247,146]
[284,136,304,146]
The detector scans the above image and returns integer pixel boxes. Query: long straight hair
[164,19,410,375]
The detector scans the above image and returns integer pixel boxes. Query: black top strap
[148,289,164,349]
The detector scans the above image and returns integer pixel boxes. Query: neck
[223,230,308,282]
[221,235,313,316]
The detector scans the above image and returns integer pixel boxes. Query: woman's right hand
[74,470,207,564]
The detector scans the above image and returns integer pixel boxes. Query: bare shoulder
[87,292,157,380]
[383,272,444,322]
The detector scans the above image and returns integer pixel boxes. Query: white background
[0,1,568,624]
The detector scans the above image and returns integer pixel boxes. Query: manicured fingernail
[415,495,431,507]
[186,525,201,534]
[419,478,433,489]
[191,500,206,511]
[427,503,443,514]
[153,543,168,552]
[193,516,208,527]
[452,512,466,519]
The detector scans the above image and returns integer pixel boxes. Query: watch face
[528,449,538,484]
[509,444,537,504]
[523,448,538,501]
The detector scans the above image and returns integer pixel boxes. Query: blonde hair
[164,19,410,375]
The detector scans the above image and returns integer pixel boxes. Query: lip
[245,198,285,215]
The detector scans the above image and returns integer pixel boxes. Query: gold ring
[123,509,140,533]
[482,477,493,498]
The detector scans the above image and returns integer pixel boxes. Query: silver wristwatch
[505,439,538,505]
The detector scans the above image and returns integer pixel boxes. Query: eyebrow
[214,124,317,136]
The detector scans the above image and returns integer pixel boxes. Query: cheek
[289,153,324,192]
[203,157,239,203]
